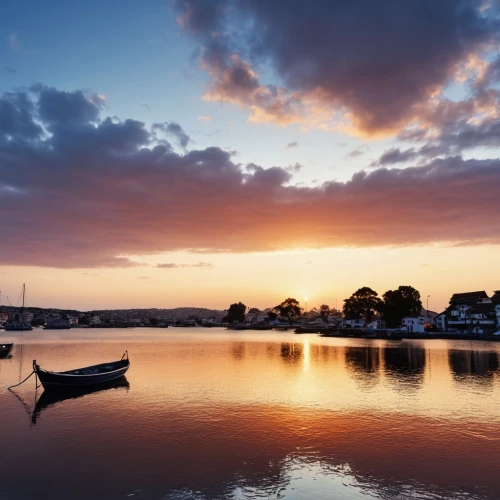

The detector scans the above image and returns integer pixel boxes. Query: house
[402,316,432,333]
[434,290,499,333]
[342,318,366,328]
[90,315,101,325]
[366,318,386,330]
[68,315,79,326]
[492,291,500,327]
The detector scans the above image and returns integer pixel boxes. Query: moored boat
[44,315,71,330]
[34,351,130,389]
[5,323,33,331]
[0,343,13,358]
[4,284,33,331]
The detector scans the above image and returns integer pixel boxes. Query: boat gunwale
[37,359,129,378]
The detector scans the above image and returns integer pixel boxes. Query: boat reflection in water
[31,377,130,425]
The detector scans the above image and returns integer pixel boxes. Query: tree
[274,298,302,326]
[267,311,277,322]
[380,285,422,328]
[320,304,331,322]
[225,302,247,323]
[343,287,382,324]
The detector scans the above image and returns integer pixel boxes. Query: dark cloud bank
[174,0,500,135]
[1,85,500,268]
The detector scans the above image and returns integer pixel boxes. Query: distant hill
[0,305,226,320]
[89,307,226,320]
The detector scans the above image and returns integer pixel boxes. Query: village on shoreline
[1,287,499,341]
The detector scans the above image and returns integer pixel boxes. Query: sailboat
[4,284,33,331]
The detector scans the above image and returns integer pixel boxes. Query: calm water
[1,329,500,500]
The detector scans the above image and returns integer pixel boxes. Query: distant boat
[44,316,71,330]
[34,352,130,389]
[4,284,33,331]
[4,323,32,331]
[0,343,13,358]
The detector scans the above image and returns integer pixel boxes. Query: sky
[1,0,500,312]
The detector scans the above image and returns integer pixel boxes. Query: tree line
[342,286,422,328]
[223,285,422,329]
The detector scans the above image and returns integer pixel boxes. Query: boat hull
[0,343,13,358]
[4,324,33,331]
[35,357,130,389]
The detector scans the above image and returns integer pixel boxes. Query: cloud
[373,148,418,166]
[345,146,369,159]
[8,33,20,52]
[31,84,103,127]
[174,0,496,136]
[4,67,19,74]
[153,122,190,148]
[373,90,500,165]
[286,141,298,149]
[197,115,212,122]
[157,262,213,269]
[1,85,500,269]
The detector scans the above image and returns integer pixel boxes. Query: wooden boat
[34,351,130,389]
[0,343,14,358]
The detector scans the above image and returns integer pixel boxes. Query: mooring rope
[7,369,35,389]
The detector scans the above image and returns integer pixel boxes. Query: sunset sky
[1,0,500,312]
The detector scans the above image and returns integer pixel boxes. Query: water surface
[1,328,499,499]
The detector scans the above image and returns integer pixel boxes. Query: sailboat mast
[22,283,25,309]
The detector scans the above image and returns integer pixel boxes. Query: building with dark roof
[435,290,500,334]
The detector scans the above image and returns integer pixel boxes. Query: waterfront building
[402,316,432,333]
[90,315,101,325]
[342,318,366,328]
[44,314,71,329]
[434,290,500,333]
[367,318,386,330]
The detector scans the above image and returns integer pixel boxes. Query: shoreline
[312,329,500,342]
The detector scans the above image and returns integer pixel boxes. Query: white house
[434,290,499,333]
[402,316,432,333]
[342,318,366,328]
[90,315,101,325]
[366,319,386,330]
